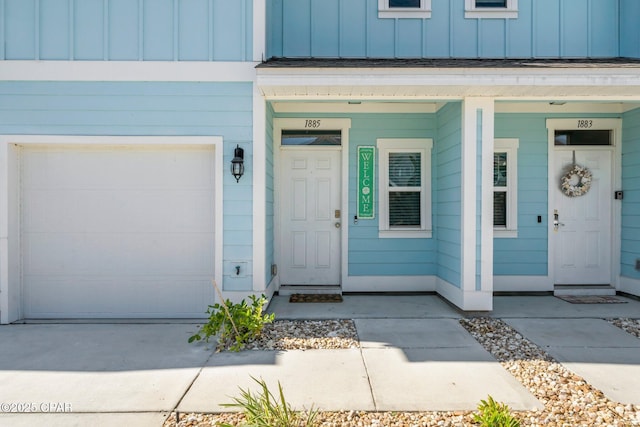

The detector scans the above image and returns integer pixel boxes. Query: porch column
[460,97,494,310]
[252,83,268,293]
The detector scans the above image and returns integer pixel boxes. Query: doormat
[289,294,343,303]
[556,295,628,304]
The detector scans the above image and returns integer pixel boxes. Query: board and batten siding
[620,0,640,58]
[0,0,252,61]
[0,81,255,291]
[622,108,640,279]
[267,0,622,59]
[435,103,462,288]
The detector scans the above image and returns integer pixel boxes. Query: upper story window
[379,0,432,19]
[465,0,518,19]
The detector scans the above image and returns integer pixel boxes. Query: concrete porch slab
[267,294,462,320]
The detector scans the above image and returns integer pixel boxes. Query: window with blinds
[493,139,519,237]
[388,152,422,227]
[377,139,433,238]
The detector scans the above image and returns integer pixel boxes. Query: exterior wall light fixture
[231,144,245,183]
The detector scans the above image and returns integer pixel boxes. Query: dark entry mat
[289,294,343,303]
[556,295,628,304]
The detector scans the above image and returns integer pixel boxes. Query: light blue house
[1,0,639,323]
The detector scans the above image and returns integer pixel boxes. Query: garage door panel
[22,145,216,318]
[22,148,214,191]
[25,277,212,317]
[23,190,214,234]
[24,233,214,277]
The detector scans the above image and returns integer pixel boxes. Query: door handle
[553,209,564,232]
[335,222,341,228]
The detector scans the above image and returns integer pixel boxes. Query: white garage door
[21,145,215,319]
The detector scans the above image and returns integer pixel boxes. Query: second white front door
[279,149,341,286]
[553,149,612,285]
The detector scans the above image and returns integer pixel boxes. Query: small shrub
[473,395,521,427]
[188,295,274,352]
[219,376,318,427]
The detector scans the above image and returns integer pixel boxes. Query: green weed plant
[473,395,521,427]
[220,376,318,427]
[189,295,274,352]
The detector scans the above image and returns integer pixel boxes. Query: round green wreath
[561,164,592,197]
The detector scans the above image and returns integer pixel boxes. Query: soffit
[256,58,640,100]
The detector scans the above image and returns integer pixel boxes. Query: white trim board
[493,276,553,292]
[272,118,352,292]
[0,61,257,82]
[436,277,493,311]
[619,277,640,297]
[545,118,622,290]
[0,134,225,324]
[342,276,437,293]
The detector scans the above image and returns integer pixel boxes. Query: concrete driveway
[0,323,212,427]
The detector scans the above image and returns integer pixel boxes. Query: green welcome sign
[357,146,375,219]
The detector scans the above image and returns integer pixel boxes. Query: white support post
[252,83,267,293]
[460,97,494,311]
[253,0,266,62]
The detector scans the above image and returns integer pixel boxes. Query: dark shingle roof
[258,57,640,69]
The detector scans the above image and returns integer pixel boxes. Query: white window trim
[465,0,518,19]
[378,0,432,18]
[494,138,519,238]
[378,138,432,239]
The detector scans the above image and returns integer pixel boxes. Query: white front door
[553,149,612,285]
[279,149,342,285]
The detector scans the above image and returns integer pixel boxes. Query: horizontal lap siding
[349,114,437,276]
[435,103,462,287]
[0,81,255,291]
[494,114,548,276]
[1,0,252,61]
[268,0,621,59]
[622,108,640,279]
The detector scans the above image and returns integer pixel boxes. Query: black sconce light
[231,144,244,183]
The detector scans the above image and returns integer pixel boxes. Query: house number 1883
[305,120,321,128]
[577,120,593,128]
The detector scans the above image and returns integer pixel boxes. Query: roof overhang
[256,59,640,101]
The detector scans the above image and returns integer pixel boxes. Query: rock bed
[244,319,359,350]
[608,317,640,339]
[165,317,640,427]
[460,317,640,427]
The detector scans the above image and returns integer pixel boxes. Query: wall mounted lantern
[231,144,244,183]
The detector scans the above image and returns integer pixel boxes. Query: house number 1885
[305,120,321,128]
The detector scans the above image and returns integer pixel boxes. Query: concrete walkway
[0,295,638,426]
